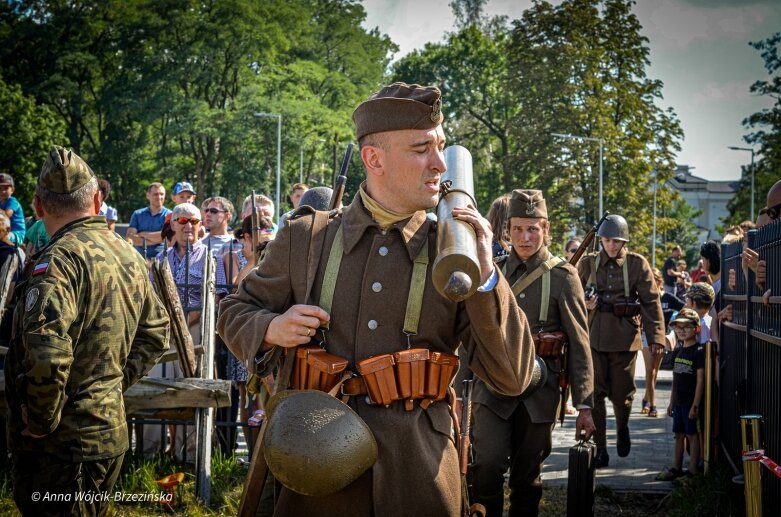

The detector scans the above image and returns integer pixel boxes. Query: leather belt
[340,377,368,396]
[599,303,614,313]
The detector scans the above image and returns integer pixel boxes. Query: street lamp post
[254,112,282,221]
[551,133,604,218]
[300,139,325,184]
[651,169,658,267]
[727,146,756,220]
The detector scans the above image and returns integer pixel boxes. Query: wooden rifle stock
[459,379,473,476]
[250,190,260,263]
[569,212,610,266]
[329,143,353,211]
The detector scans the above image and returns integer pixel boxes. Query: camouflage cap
[508,189,547,219]
[671,307,701,328]
[352,82,444,141]
[686,282,715,308]
[38,146,95,194]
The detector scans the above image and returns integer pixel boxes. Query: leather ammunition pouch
[291,345,348,392]
[533,330,567,358]
[352,349,459,410]
[612,301,641,318]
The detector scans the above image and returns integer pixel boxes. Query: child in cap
[0,173,25,246]
[656,308,705,480]
[171,181,196,205]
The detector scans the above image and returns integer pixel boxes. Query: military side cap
[508,189,547,219]
[38,146,94,194]
[352,82,444,141]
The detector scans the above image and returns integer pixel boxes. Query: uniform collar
[341,194,430,261]
[505,246,550,276]
[599,246,627,266]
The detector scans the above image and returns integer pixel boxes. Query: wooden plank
[196,253,216,504]
[123,377,231,413]
[158,345,204,365]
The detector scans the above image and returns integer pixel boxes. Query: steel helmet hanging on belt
[596,214,630,242]
[263,389,378,497]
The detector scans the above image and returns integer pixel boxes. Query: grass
[656,464,745,517]
[538,485,665,516]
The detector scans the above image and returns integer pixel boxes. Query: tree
[0,75,66,211]
[726,32,781,224]
[505,0,684,256]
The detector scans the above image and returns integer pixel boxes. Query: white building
[666,165,739,241]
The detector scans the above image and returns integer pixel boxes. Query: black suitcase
[567,435,596,517]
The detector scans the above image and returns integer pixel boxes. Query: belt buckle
[340,373,360,396]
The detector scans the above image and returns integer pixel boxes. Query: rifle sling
[502,255,563,324]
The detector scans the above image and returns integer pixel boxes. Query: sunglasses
[767,202,781,221]
[568,248,578,253]
[175,217,201,225]
[204,207,227,214]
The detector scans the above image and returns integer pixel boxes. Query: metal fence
[720,220,781,509]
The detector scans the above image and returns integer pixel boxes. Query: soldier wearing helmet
[576,214,664,468]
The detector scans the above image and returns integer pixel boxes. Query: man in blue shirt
[127,182,170,258]
[0,173,26,245]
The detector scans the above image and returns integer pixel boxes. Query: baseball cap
[0,173,15,187]
[173,181,196,195]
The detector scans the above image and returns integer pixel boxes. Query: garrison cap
[38,146,95,194]
[508,189,547,219]
[352,82,444,141]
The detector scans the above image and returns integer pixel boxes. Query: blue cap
[173,181,195,195]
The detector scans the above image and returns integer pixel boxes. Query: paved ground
[544,351,676,494]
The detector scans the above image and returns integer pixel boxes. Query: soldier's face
[366,127,446,213]
[509,217,548,261]
[600,237,625,258]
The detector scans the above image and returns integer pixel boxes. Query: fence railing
[720,220,781,509]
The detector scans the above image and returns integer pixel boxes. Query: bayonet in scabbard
[459,379,473,476]
[329,143,353,211]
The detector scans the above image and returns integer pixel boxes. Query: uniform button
[608,274,613,278]
[519,293,526,299]
[605,295,611,299]
[610,264,614,269]
[368,320,378,330]
[379,246,389,256]
[608,285,612,288]
[372,282,382,292]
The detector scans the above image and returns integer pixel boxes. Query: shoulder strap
[539,257,564,323]
[588,254,597,286]
[623,255,630,299]
[304,210,333,306]
[318,223,344,326]
[510,255,562,298]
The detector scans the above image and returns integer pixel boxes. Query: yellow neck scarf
[358,185,416,230]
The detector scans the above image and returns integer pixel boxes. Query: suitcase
[567,434,596,517]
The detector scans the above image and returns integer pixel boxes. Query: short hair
[202,196,234,215]
[671,245,681,252]
[98,178,111,200]
[36,176,99,217]
[676,259,687,267]
[699,241,721,275]
[291,183,309,193]
[147,182,164,192]
[358,132,388,151]
[0,212,9,231]
[242,193,274,213]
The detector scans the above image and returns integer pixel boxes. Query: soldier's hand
[575,408,595,441]
[264,304,330,349]
[452,204,494,284]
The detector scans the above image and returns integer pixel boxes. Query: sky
[361,0,781,182]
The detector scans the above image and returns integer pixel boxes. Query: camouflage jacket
[5,216,169,461]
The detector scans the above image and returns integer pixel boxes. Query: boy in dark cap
[0,173,26,245]
[219,83,536,516]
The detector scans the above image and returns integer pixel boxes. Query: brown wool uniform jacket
[577,248,665,352]
[473,247,594,423]
[217,197,536,517]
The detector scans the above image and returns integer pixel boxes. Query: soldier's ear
[360,145,384,178]
[33,195,45,219]
[92,188,101,215]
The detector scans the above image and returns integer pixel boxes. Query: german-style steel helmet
[263,389,378,497]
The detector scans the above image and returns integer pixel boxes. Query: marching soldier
[471,189,595,517]
[577,214,664,468]
[5,146,169,516]
[218,82,537,516]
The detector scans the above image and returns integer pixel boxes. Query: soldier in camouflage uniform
[5,146,170,517]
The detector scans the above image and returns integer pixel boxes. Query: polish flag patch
[32,262,49,276]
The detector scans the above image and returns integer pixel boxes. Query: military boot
[616,425,631,457]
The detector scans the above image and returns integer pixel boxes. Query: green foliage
[727,32,781,224]
[659,464,745,517]
[0,0,395,219]
[0,75,67,210]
